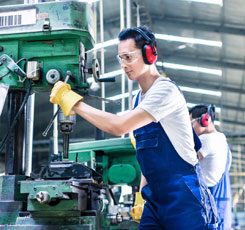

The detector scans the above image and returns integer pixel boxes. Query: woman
[50,26,218,230]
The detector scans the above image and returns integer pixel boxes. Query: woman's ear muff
[142,44,157,65]
[133,27,158,65]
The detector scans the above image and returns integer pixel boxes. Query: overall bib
[133,89,218,230]
[209,147,232,230]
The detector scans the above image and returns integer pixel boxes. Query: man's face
[117,38,148,80]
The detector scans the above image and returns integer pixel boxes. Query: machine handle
[97,77,116,82]
[42,71,72,137]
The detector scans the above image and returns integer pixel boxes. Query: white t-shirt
[198,132,230,187]
[135,77,198,166]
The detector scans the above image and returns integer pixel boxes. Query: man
[50,26,217,229]
[190,104,232,230]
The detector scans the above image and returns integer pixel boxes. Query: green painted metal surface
[108,164,137,184]
[20,180,76,212]
[0,175,27,225]
[69,138,141,186]
[0,2,139,228]
[0,1,94,91]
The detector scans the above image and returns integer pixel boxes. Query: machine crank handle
[97,77,115,82]
[42,108,60,137]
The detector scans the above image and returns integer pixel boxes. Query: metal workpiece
[35,191,51,204]
[20,177,103,212]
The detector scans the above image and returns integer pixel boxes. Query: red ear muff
[200,113,210,127]
[132,27,158,65]
[142,44,158,65]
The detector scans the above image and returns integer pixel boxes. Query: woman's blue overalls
[209,147,232,230]
[133,87,218,230]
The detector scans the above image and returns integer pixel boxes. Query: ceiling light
[156,62,222,76]
[74,0,99,2]
[155,34,222,47]
[90,33,222,52]
[102,68,222,99]
[182,0,223,6]
[107,84,220,101]
[93,38,119,51]
[180,86,221,97]
[117,105,221,126]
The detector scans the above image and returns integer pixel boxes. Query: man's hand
[50,81,83,116]
[130,192,145,223]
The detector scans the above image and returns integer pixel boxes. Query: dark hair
[189,104,215,122]
[118,25,157,50]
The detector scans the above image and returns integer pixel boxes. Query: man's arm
[73,101,154,136]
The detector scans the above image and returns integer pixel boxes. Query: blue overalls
[133,89,218,230]
[209,147,232,230]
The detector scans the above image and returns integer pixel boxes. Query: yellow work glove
[50,81,83,116]
[130,192,145,223]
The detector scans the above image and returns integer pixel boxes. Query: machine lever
[42,108,60,137]
[42,72,71,137]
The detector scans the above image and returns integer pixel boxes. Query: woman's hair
[118,25,157,49]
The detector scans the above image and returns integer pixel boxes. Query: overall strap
[133,90,141,109]
[225,145,232,172]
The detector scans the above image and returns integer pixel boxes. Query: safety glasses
[116,50,142,64]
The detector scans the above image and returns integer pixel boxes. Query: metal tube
[126,0,133,110]
[53,104,59,155]
[24,0,38,4]
[136,3,140,26]
[100,0,105,112]
[120,0,126,113]
[63,134,69,159]
[24,93,35,176]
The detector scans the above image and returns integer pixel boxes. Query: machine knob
[36,191,51,204]
[46,69,60,84]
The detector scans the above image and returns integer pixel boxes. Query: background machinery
[0,1,140,229]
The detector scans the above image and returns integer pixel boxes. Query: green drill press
[0,1,140,229]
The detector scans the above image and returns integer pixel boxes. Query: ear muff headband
[133,28,158,65]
